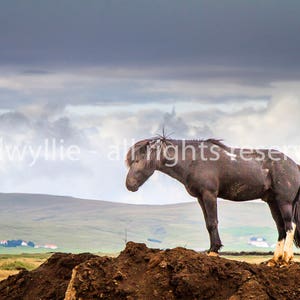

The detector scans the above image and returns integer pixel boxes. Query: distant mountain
[0,193,278,253]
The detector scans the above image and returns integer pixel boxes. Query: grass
[0,253,51,281]
[0,261,36,271]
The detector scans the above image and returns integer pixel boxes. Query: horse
[125,137,300,266]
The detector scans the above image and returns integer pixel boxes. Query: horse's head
[125,139,160,192]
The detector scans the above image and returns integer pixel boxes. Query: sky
[0,0,300,204]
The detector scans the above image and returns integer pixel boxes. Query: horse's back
[216,147,300,202]
[266,155,300,200]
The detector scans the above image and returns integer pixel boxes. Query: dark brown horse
[125,138,300,265]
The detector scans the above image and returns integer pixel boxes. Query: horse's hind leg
[267,199,286,265]
[278,203,296,264]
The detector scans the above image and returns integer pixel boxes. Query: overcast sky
[0,1,299,204]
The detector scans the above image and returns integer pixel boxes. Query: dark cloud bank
[1,0,300,83]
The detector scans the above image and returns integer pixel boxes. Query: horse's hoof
[282,259,293,266]
[266,259,277,267]
[279,262,289,268]
[282,252,294,265]
[267,258,293,268]
[207,251,219,257]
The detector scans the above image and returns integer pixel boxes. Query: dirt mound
[65,242,300,300]
[1,242,300,299]
[0,252,96,300]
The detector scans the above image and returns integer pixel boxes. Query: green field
[0,253,51,281]
[0,193,283,254]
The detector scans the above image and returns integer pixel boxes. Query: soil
[0,252,96,300]
[1,242,300,300]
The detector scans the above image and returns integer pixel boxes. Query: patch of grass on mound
[0,261,36,271]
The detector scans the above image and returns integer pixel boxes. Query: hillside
[0,193,277,253]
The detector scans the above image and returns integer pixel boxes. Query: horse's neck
[157,160,186,185]
[156,141,222,184]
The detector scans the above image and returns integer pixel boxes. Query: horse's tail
[293,186,300,247]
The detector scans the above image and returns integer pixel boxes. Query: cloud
[0,91,299,204]
[0,1,300,85]
[0,103,211,202]
[0,112,30,131]
[0,0,299,203]
[0,66,272,114]
[214,97,299,144]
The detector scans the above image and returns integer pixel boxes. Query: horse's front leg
[198,190,223,255]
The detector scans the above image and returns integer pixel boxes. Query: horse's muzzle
[128,185,138,192]
[126,180,139,192]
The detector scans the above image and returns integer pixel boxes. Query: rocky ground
[0,242,300,300]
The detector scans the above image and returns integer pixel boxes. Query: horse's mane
[162,138,227,148]
[205,139,228,150]
[125,137,228,167]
